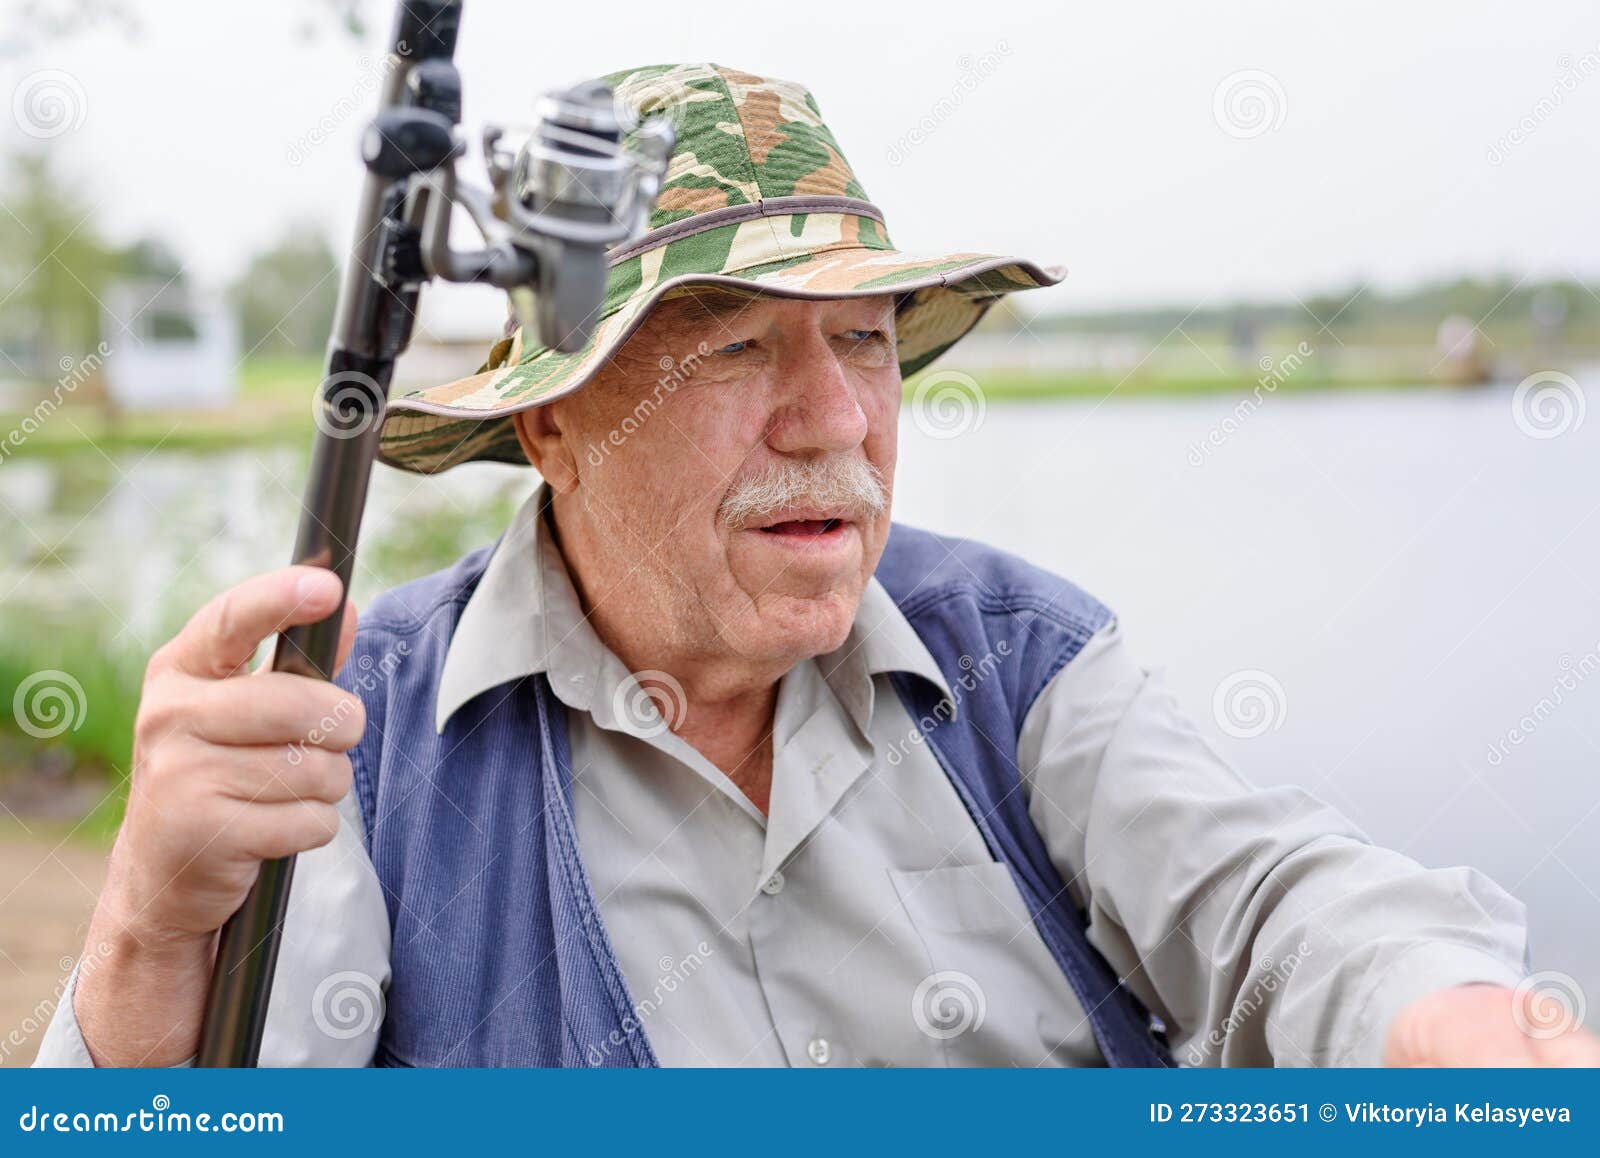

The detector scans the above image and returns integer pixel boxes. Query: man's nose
[766,340,869,455]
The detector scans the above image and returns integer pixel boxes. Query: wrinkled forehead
[642,286,901,336]
[499,285,907,348]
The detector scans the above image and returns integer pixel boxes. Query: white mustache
[718,458,889,527]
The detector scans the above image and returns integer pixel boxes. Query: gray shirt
[37,489,1528,1067]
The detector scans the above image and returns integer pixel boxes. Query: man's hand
[1385,983,1600,1066]
[74,566,363,1067]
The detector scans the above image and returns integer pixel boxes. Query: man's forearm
[38,788,392,1070]
[73,889,215,1068]
[1018,624,1533,1064]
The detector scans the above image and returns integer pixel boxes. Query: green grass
[0,632,143,843]
[0,354,322,459]
[236,354,323,403]
[0,413,312,457]
[911,367,1453,401]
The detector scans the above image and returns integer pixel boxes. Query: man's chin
[718,521,881,656]
[734,595,858,664]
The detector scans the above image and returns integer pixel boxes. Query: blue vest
[340,522,1173,1067]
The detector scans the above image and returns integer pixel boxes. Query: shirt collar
[815,570,955,735]
[435,485,955,734]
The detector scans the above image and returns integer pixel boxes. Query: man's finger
[152,567,344,680]
[1529,1029,1600,1067]
[187,673,366,750]
[1385,985,1539,1067]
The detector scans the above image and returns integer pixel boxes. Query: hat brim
[378,247,1062,475]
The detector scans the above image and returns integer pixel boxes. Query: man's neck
[673,683,778,815]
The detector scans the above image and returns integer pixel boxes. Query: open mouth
[760,518,844,537]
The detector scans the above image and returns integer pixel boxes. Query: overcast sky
[7,0,1600,314]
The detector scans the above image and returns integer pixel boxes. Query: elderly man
[38,64,1597,1069]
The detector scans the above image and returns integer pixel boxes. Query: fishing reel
[360,64,674,353]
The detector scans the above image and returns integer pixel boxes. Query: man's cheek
[864,378,903,437]
[865,415,900,475]
[651,441,741,530]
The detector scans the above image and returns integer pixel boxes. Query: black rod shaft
[196,353,392,1067]
[194,0,460,1067]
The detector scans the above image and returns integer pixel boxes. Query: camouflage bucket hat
[378,63,1064,474]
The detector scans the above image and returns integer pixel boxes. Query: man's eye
[717,340,750,355]
[845,329,884,343]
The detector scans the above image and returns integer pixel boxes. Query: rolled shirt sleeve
[32,963,97,1067]
[1018,621,1530,1067]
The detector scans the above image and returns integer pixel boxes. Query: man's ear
[512,404,580,494]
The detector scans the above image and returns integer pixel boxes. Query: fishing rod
[195,0,673,1067]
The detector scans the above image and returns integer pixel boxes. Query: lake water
[4,375,1597,1025]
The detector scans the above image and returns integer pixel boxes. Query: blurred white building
[101,281,238,409]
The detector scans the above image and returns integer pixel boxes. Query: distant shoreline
[0,354,1590,458]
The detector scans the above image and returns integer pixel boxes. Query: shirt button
[807,1037,831,1065]
[760,871,785,896]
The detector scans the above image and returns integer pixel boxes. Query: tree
[0,151,121,376]
[228,227,340,358]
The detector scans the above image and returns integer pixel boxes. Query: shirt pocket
[889,862,1035,935]
[887,862,1101,1065]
